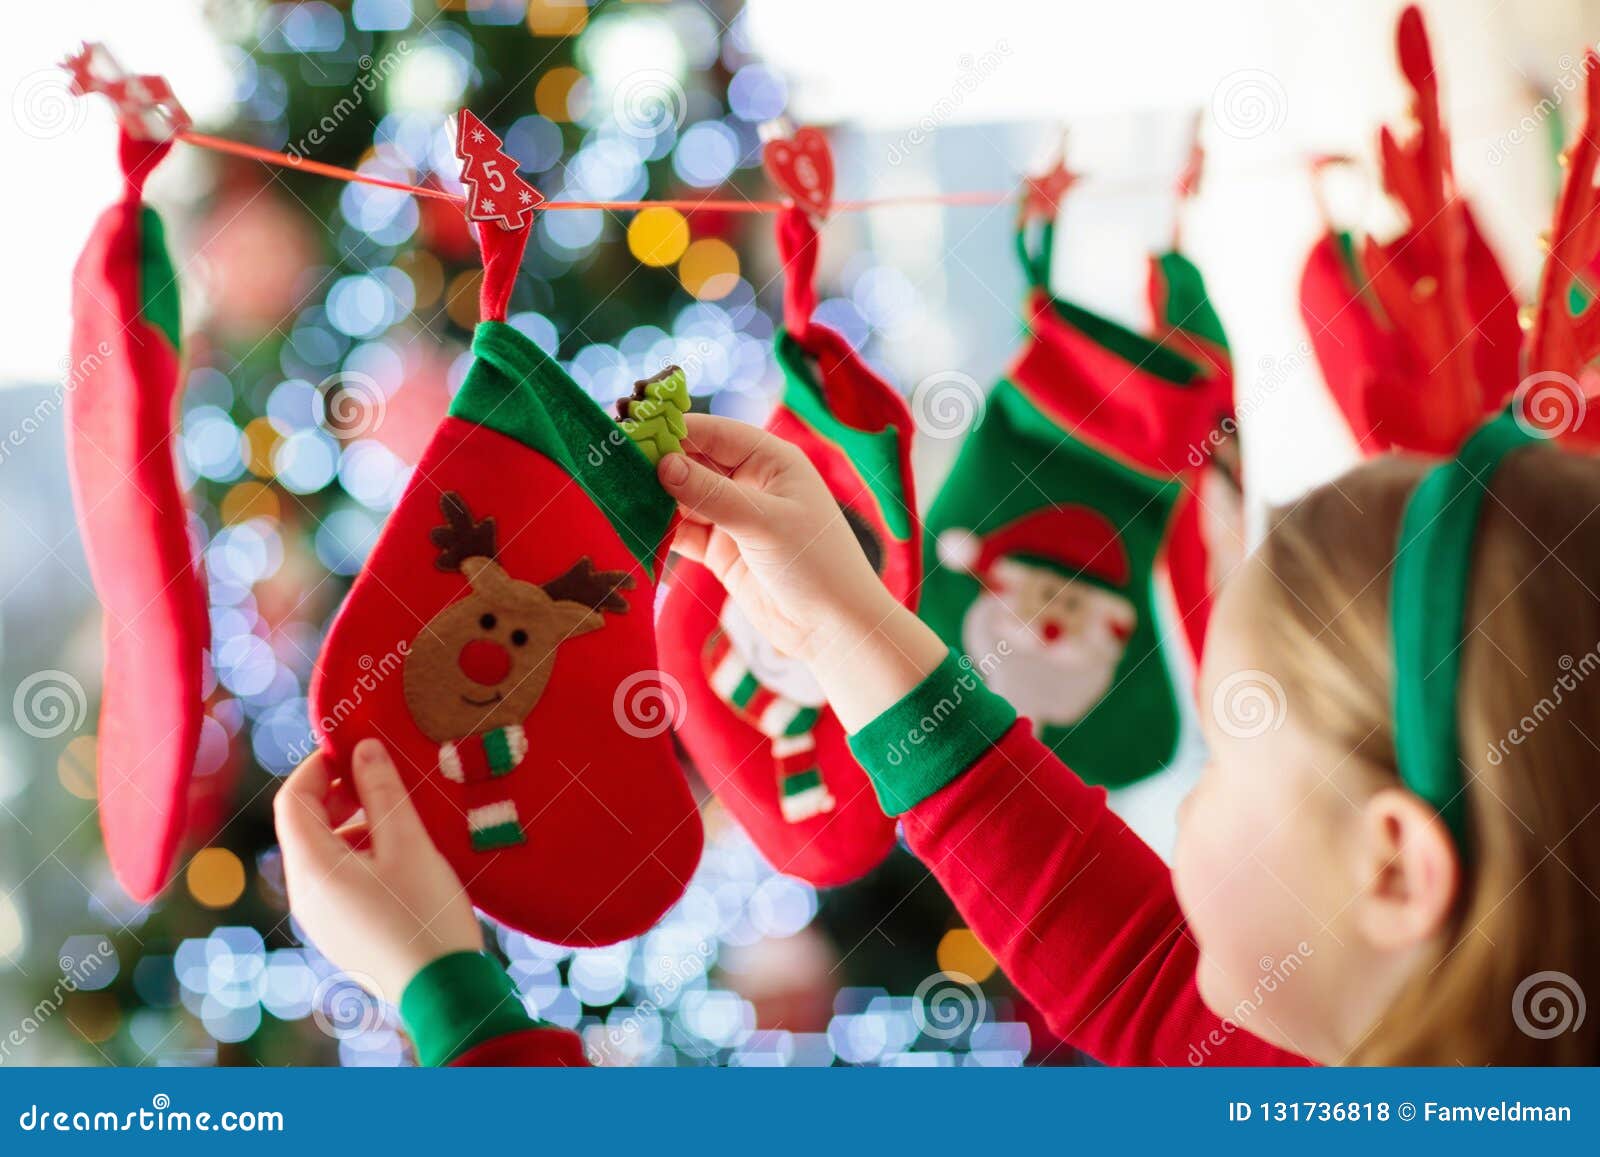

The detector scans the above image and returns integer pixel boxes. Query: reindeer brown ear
[543,557,635,614]
[430,492,498,572]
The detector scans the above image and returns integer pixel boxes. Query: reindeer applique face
[404,493,634,742]
[402,494,632,851]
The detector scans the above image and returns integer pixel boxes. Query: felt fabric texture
[311,230,700,944]
[1299,213,1520,455]
[66,129,208,903]
[654,208,913,887]
[918,219,1234,789]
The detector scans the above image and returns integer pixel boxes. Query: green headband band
[1391,409,1539,849]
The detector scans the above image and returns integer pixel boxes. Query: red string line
[176,130,1014,213]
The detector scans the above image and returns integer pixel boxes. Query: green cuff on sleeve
[847,649,1018,815]
[399,951,540,1067]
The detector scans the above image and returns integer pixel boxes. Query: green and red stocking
[919,213,1235,789]
[67,130,208,902]
[311,217,700,946]
[657,207,915,886]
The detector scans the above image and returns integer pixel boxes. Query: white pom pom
[937,528,981,573]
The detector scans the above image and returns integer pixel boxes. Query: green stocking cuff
[848,649,1018,815]
[399,951,540,1067]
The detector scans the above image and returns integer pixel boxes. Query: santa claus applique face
[961,556,1135,730]
[938,505,1137,734]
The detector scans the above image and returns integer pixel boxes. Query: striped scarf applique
[439,724,528,851]
[703,630,835,822]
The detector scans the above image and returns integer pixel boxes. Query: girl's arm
[833,633,1306,1066]
[662,415,1305,1067]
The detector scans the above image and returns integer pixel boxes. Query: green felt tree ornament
[617,365,690,464]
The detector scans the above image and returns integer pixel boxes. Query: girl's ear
[1351,786,1460,951]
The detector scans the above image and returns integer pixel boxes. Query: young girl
[275,412,1600,1067]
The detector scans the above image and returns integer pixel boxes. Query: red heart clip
[763,127,834,220]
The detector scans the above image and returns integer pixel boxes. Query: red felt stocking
[657,208,914,886]
[311,221,701,946]
[67,130,208,902]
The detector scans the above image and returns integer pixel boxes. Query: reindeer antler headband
[1384,15,1599,852]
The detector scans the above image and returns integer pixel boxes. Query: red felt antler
[1356,4,1481,448]
[1527,51,1600,382]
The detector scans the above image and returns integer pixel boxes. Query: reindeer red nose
[458,639,510,686]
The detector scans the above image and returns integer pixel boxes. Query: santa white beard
[718,599,827,707]
[960,582,1133,730]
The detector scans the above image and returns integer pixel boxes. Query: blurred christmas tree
[46,0,1017,1068]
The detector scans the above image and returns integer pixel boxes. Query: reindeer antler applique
[1357,4,1483,450]
[1528,51,1600,392]
[543,558,635,614]
[430,492,498,572]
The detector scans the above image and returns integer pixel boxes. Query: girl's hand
[659,412,946,731]
[273,739,482,1004]
[659,413,899,664]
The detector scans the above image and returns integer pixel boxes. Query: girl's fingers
[350,739,428,856]
[671,519,710,564]
[325,776,361,830]
[678,413,773,472]
[658,452,770,535]
[274,752,347,872]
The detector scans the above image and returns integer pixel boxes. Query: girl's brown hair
[1257,446,1600,1065]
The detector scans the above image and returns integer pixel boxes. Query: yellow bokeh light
[678,238,740,301]
[527,0,589,37]
[187,847,247,910]
[67,992,120,1044]
[220,481,281,526]
[534,67,589,123]
[242,417,281,478]
[445,270,485,329]
[628,207,690,267]
[936,928,998,983]
[397,249,444,311]
[57,736,97,800]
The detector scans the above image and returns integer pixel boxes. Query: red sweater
[404,651,1305,1067]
